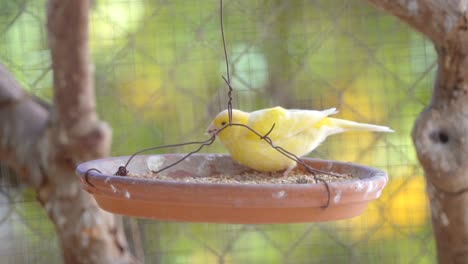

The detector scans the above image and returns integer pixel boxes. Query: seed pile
[128,170,354,184]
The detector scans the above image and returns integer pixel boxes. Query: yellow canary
[207,106,393,175]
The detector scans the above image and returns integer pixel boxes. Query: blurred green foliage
[0,0,436,263]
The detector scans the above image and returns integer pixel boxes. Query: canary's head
[206,109,249,140]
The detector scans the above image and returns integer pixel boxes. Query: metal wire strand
[114,137,217,176]
[84,168,102,188]
[220,0,232,125]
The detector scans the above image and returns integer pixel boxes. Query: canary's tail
[317,117,394,134]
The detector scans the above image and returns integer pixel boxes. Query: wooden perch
[0,0,137,263]
[365,0,468,262]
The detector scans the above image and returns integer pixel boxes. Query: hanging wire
[220,0,233,125]
[114,136,217,176]
[84,168,102,188]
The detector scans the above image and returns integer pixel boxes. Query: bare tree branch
[365,0,467,43]
[0,0,138,262]
[364,0,468,262]
[0,64,48,188]
[48,0,98,135]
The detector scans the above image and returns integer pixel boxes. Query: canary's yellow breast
[219,129,317,172]
[226,139,297,172]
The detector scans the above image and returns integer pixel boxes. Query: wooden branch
[365,0,468,262]
[0,64,48,187]
[48,0,98,134]
[0,0,138,263]
[365,0,466,43]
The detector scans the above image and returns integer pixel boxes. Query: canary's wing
[245,106,338,141]
[244,106,287,138]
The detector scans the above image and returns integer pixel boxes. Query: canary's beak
[206,124,217,136]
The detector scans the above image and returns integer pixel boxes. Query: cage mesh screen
[0,0,436,263]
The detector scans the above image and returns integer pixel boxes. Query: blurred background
[0,0,435,263]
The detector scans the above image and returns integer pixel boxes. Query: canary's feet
[283,165,296,177]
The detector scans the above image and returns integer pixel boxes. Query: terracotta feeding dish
[76,154,388,224]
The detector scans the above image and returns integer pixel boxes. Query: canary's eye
[221,121,227,126]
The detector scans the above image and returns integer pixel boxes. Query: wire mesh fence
[0,0,436,263]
